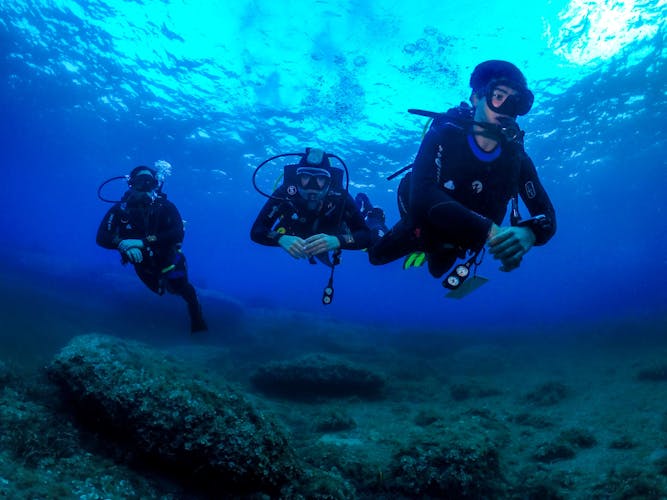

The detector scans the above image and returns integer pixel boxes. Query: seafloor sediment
[1,304,667,498]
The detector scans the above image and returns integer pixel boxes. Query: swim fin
[188,303,208,333]
[403,251,426,270]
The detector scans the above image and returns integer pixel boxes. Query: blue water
[0,0,665,334]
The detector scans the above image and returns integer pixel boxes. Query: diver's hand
[118,239,144,253]
[278,235,308,259]
[124,247,143,263]
[118,239,145,263]
[304,233,341,256]
[487,225,536,272]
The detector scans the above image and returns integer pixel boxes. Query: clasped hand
[118,239,144,263]
[487,225,536,272]
[278,233,340,259]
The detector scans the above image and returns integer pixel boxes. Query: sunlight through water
[3,0,663,153]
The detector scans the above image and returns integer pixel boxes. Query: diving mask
[129,171,158,192]
[485,79,534,117]
[296,167,331,198]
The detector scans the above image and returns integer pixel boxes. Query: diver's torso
[433,125,521,222]
[277,194,344,237]
[116,199,170,243]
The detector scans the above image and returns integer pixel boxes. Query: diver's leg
[134,265,163,294]
[169,279,207,333]
[367,218,420,265]
[364,207,389,245]
[163,253,207,333]
[426,251,458,278]
[355,192,372,216]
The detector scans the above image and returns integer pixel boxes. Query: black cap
[469,60,528,93]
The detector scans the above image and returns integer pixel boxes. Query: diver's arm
[517,154,557,246]
[487,154,556,271]
[146,201,185,247]
[96,205,124,249]
[250,197,287,246]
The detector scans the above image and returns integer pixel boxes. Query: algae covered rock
[47,334,299,496]
[385,413,508,498]
[250,353,386,400]
[533,427,598,463]
[388,439,504,498]
[523,381,569,406]
[313,410,357,433]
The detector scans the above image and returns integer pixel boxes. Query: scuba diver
[368,60,556,296]
[250,147,385,304]
[96,163,208,333]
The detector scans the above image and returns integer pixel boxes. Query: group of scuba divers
[96,60,556,333]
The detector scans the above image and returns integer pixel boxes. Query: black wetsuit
[369,108,556,277]
[96,191,206,331]
[251,186,372,253]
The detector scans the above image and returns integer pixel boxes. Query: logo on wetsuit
[435,145,444,176]
[472,180,483,193]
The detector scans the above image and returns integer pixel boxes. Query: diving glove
[118,239,144,252]
[124,247,143,263]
